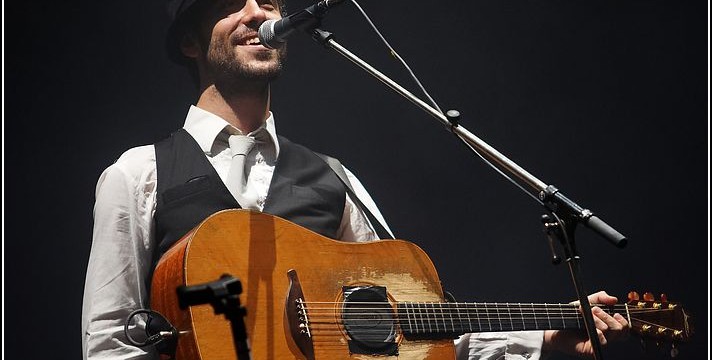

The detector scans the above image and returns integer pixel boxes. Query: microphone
[258,0,346,49]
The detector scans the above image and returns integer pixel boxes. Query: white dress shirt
[81,106,543,359]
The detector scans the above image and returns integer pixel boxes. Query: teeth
[244,37,260,45]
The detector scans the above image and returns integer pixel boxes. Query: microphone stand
[307,27,628,360]
[177,274,251,360]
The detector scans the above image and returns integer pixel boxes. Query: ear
[179,31,201,59]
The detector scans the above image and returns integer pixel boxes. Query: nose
[241,0,268,27]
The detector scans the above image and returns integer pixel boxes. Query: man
[81,0,629,358]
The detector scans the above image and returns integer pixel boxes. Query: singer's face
[192,0,285,83]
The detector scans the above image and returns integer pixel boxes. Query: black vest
[153,129,346,257]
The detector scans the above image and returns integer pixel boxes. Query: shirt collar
[182,105,280,157]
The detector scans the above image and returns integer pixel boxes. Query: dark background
[4,0,708,359]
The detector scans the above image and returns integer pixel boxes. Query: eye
[258,0,277,12]
[221,3,240,13]
[216,0,245,14]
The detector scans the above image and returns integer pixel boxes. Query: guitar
[151,209,692,360]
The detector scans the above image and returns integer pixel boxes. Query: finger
[588,290,617,305]
[595,307,623,330]
[611,313,631,340]
[591,307,611,331]
[593,309,630,343]
[612,313,630,329]
[597,328,608,346]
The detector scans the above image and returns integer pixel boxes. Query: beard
[205,35,288,93]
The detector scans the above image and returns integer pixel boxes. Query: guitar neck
[396,301,612,338]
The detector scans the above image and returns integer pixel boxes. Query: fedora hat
[165,0,209,63]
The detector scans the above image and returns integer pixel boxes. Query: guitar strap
[317,154,394,240]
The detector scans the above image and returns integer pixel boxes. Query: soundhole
[342,286,398,356]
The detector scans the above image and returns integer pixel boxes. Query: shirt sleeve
[81,147,159,360]
[454,331,544,360]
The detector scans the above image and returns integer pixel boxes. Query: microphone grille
[258,19,278,49]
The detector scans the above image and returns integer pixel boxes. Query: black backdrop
[4,0,708,359]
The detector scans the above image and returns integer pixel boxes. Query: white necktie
[226,134,260,210]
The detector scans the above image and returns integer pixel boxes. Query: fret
[436,302,443,333]
[401,300,591,338]
[417,302,426,334]
[466,302,475,333]
[398,303,406,333]
[420,302,428,333]
[482,302,491,331]
[405,302,414,334]
[505,303,514,331]
[412,302,418,333]
[455,302,466,333]
[430,302,440,332]
[517,303,525,331]
[417,302,423,334]
[448,303,456,333]
[424,302,430,333]
[435,303,441,333]
[427,302,434,333]
[426,302,434,333]
[531,303,551,329]
[573,303,581,329]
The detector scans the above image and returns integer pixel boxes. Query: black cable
[124,309,177,348]
[349,0,444,115]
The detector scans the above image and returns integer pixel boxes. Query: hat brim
[165,0,205,64]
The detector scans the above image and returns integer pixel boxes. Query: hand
[542,291,630,358]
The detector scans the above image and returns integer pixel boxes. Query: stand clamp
[177,274,251,360]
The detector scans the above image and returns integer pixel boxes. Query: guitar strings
[303,301,671,309]
[290,311,685,343]
[292,303,680,333]
[288,301,682,338]
[299,302,672,313]
[296,319,687,342]
[302,308,671,314]
[304,309,678,319]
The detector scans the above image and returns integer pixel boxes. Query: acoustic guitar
[151,209,691,360]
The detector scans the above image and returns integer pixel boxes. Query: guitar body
[151,209,456,360]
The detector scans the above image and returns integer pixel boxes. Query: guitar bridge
[285,270,315,360]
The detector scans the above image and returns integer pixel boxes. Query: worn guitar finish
[151,209,691,360]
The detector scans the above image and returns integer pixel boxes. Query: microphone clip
[258,0,346,49]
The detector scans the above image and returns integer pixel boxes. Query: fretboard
[396,302,601,338]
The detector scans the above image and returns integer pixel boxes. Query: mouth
[236,35,263,46]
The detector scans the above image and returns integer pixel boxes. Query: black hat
[165,0,207,64]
